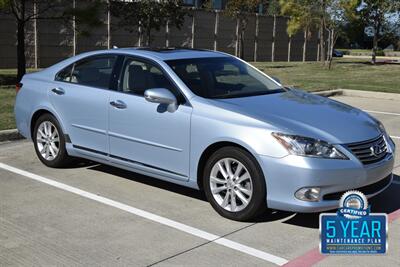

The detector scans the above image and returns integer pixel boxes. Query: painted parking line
[0,162,288,266]
[390,135,400,140]
[282,248,323,267]
[364,110,400,116]
[388,208,400,223]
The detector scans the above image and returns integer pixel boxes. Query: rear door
[50,55,117,155]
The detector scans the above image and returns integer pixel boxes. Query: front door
[108,57,192,180]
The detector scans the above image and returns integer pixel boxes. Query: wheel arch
[30,108,66,140]
[196,141,262,190]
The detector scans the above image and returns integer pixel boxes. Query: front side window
[166,57,284,98]
[70,56,117,89]
[55,65,73,82]
[119,58,176,96]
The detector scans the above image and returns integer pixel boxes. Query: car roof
[41,47,231,78]
[115,47,230,60]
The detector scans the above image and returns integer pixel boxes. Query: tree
[223,0,261,59]
[280,0,319,62]
[266,0,281,16]
[325,0,359,68]
[0,0,104,82]
[358,0,400,64]
[280,0,358,67]
[335,4,366,49]
[110,0,186,47]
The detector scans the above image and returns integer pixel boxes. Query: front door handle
[51,87,65,95]
[110,100,127,109]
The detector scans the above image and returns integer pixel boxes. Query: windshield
[166,57,284,99]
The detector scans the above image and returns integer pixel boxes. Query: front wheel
[33,114,73,168]
[203,147,267,221]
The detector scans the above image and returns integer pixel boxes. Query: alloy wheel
[209,158,253,212]
[36,121,60,161]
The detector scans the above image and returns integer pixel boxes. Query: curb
[313,89,400,101]
[313,89,343,97]
[0,129,24,142]
[340,89,400,101]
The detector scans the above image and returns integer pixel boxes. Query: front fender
[189,109,289,185]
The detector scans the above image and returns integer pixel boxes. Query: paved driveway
[1,95,399,266]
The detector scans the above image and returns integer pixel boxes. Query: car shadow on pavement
[281,174,400,229]
[56,158,97,169]
[86,164,400,227]
[87,164,296,223]
[88,164,207,201]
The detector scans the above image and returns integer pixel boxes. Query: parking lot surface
[1,95,400,266]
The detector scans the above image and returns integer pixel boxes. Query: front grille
[323,174,392,200]
[346,135,388,165]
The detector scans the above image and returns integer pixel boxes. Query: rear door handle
[51,87,65,95]
[110,100,127,109]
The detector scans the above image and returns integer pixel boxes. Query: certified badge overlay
[320,190,388,254]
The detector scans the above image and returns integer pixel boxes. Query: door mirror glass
[144,88,178,112]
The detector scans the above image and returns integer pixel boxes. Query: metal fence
[0,7,321,69]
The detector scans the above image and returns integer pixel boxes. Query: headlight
[272,133,348,159]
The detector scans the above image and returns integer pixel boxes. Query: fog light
[295,187,321,202]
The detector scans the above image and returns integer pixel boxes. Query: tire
[203,146,267,221]
[33,113,74,168]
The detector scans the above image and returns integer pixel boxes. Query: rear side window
[55,65,73,82]
[71,56,117,89]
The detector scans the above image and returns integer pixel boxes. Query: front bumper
[259,147,395,213]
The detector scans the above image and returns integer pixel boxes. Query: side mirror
[144,88,178,112]
[271,76,281,84]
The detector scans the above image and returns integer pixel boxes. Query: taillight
[16,82,23,93]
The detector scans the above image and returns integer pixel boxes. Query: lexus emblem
[370,144,383,156]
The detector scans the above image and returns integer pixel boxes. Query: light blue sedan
[14,48,395,221]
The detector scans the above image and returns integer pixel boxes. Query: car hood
[211,90,381,144]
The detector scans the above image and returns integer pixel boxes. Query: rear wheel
[33,114,73,168]
[203,146,267,221]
